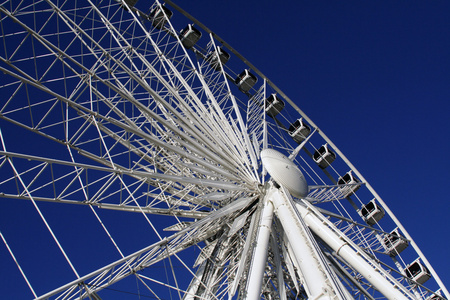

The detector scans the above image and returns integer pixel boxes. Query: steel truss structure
[0,0,448,299]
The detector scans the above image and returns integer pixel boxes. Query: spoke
[1,134,80,280]
[0,229,37,298]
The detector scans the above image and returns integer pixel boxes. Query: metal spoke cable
[91,114,164,241]
[0,229,37,298]
[0,128,80,280]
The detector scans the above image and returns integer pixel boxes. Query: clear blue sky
[1,0,449,298]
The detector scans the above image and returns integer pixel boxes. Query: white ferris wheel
[0,1,447,299]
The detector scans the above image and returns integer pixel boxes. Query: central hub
[260,149,308,198]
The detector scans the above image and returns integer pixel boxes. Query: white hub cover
[260,149,308,198]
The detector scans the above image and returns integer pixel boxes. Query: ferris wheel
[0,0,448,299]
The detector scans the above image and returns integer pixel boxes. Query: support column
[270,187,334,300]
[245,197,274,300]
[296,203,410,300]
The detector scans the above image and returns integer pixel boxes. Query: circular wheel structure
[0,1,448,299]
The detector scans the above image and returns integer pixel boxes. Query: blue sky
[190,0,450,288]
[0,0,449,298]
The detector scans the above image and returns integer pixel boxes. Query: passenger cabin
[383,228,409,256]
[338,171,360,197]
[265,94,285,117]
[148,6,173,29]
[426,291,444,300]
[179,24,201,49]
[360,199,385,225]
[404,259,431,285]
[207,47,230,71]
[313,144,336,169]
[121,0,138,10]
[289,118,311,144]
[235,70,257,93]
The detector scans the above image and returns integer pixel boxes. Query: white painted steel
[261,149,308,198]
[245,198,274,300]
[269,186,335,300]
[295,203,410,300]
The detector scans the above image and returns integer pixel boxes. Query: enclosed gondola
[264,94,285,117]
[382,228,409,256]
[405,259,432,285]
[179,24,201,49]
[360,199,385,225]
[235,69,257,93]
[313,144,336,169]
[289,118,311,144]
[148,5,173,29]
[206,47,230,71]
[338,171,361,197]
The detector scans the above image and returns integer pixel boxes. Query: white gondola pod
[382,227,409,256]
[313,144,336,169]
[338,170,361,198]
[121,0,138,10]
[235,69,257,93]
[426,291,445,300]
[289,118,311,144]
[264,94,285,118]
[148,5,173,29]
[404,258,432,285]
[179,24,201,49]
[359,198,385,225]
[206,46,230,71]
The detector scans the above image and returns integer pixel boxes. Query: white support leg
[270,187,335,300]
[245,197,274,300]
[295,203,411,300]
